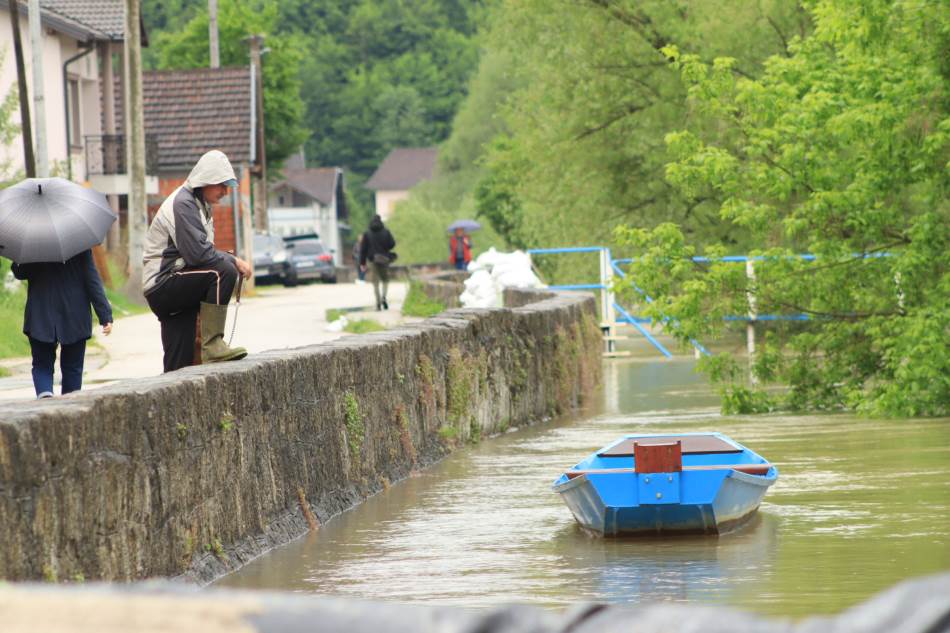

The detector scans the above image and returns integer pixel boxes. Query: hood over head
[186,150,238,190]
[369,214,384,231]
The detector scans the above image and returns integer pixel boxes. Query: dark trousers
[30,338,86,396]
[146,259,238,373]
[454,259,468,270]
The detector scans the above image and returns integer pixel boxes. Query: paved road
[0,280,413,403]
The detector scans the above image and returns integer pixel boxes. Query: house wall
[375,189,409,221]
[0,9,102,181]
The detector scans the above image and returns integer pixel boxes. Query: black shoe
[376,303,382,311]
[382,300,389,310]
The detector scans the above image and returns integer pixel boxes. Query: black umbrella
[0,177,116,263]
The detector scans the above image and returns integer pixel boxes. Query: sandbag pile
[460,248,544,308]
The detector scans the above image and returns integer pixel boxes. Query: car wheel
[283,274,298,287]
[326,276,337,284]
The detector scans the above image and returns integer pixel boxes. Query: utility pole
[247,34,268,232]
[124,0,146,299]
[8,0,35,177]
[28,0,48,176]
[208,0,220,68]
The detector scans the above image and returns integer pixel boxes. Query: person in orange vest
[449,227,472,270]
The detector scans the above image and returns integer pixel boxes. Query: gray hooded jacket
[142,150,237,295]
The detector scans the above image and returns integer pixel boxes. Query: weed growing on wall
[343,391,365,464]
[394,403,416,464]
[416,354,438,426]
[446,347,477,442]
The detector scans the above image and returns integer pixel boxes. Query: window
[68,79,82,147]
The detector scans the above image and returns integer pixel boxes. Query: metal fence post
[746,259,757,383]
[600,248,616,354]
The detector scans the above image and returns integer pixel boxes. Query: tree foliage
[616,0,950,416]
[456,0,804,281]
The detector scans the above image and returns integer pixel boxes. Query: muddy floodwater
[217,358,950,617]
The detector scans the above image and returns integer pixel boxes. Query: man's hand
[360,265,367,273]
[102,323,113,336]
[234,257,252,280]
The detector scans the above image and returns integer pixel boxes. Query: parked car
[283,238,337,286]
[253,233,289,284]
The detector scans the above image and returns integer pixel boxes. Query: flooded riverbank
[217,358,950,617]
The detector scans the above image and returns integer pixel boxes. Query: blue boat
[553,433,777,536]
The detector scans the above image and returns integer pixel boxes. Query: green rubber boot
[199,302,247,363]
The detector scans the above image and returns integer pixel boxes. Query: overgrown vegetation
[616,1,950,417]
[401,281,446,317]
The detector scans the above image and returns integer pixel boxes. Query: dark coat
[359,216,396,266]
[11,249,113,345]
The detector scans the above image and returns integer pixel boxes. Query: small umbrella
[447,219,481,233]
[0,177,116,263]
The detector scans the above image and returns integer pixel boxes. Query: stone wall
[0,288,601,584]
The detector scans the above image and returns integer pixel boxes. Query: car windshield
[291,241,325,255]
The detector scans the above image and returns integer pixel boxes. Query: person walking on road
[359,214,396,310]
[11,250,113,398]
[352,234,366,282]
[142,150,252,372]
[449,227,472,270]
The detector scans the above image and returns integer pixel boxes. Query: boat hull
[553,433,777,536]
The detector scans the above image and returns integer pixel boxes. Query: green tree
[617,0,950,416]
[152,0,308,167]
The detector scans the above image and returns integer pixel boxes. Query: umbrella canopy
[0,177,116,264]
[447,219,481,233]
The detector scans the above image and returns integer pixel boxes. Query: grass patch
[344,319,386,334]
[401,281,446,318]
[0,260,30,358]
[0,366,11,378]
[326,308,345,322]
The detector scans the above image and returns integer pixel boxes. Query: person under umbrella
[449,227,472,270]
[0,177,116,399]
[10,254,113,398]
[447,219,480,271]
[142,150,252,372]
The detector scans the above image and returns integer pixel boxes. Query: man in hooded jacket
[142,150,252,372]
[358,214,396,310]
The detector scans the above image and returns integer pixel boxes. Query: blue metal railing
[529,246,888,358]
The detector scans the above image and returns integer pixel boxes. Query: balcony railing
[85,134,159,177]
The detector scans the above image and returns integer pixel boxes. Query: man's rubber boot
[199,302,247,363]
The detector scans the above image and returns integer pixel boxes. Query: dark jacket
[359,216,396,266]
[11,249,113,345]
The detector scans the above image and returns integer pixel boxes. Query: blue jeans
[454,259,468,271]
[30,338,87,396]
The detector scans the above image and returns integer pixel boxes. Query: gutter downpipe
[232,165,242,258]
[63,43,95,181]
